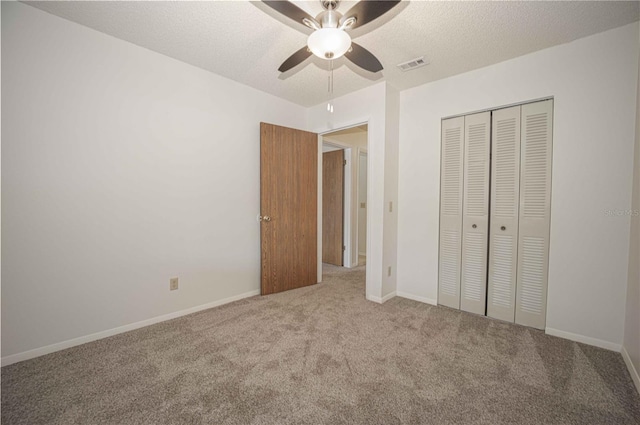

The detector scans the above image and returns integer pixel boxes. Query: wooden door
[322,150,344,266]
[260,122,318,295]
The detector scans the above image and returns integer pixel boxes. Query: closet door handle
[501,226,506,231]
[472,224,477,229]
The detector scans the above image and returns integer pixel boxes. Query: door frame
[356,148,368,260]
[318,122,369,280]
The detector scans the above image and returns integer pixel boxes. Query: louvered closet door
[460,112,490,315]
[487,106,521,322]
[438,116,465,309]
[515,100,553,329]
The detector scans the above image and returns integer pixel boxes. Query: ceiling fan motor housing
[317,9,342,28]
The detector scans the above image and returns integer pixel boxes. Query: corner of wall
[382,83,400,298]
[622,22,640,394]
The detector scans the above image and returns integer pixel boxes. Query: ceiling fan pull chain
[327,64,331,112]
[327,59,334,113]
[330,59,334,94]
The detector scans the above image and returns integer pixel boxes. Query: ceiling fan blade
[340,0,401,31]
[344,42,383,73]
[262,1,316,27]
[278,46,312,72]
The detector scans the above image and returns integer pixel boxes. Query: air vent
[397,56,429,72]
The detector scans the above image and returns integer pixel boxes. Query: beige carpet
[2,264,639,424]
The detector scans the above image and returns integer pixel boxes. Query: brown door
[260,122,318,295]
[322,150,344,266]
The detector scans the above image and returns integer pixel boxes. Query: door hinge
[343,160,347,166]
[343,245,346,251]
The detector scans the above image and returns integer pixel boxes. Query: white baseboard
[366,291,396,304]
[366,294,382,303]
[545,327,622,352]
[622,346,640,394]
[396,291,438,306]
[381,291,396,303]
[1,289,260,367]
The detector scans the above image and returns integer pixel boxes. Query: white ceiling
[24,1,640,107]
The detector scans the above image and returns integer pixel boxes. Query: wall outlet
[388,266,392,277]
[170,277,179,291]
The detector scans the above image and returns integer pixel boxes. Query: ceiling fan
[262,0,401,73]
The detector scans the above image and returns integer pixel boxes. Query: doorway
[321,124,368,269]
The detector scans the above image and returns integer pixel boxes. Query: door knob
[501,226,506,231]
[472,224,477,229]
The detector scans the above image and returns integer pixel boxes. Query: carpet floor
[2,265,639,424]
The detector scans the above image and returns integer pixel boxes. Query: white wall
[1,2,307,360]
[397,23,639,348]
[623,23,640,391]
[307,83,389,302]
[382,84,400,298]
[1,2,3,363]
[4,1,637,365]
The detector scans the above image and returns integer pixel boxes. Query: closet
[437,99,553,330]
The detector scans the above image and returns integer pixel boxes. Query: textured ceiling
[24,1,640,107]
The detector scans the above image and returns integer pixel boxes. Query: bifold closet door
[438,116,464,309]
[460,112,490,314]
[487,106,521,322]
[515,100,553,329]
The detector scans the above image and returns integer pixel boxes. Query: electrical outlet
[388,266,392,277]
[170,277,179,291]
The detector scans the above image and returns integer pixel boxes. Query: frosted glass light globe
[307,28,351,60]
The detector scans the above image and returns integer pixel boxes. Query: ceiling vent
[397,56,429,72]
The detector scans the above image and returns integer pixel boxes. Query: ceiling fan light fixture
[307,28,351,60]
